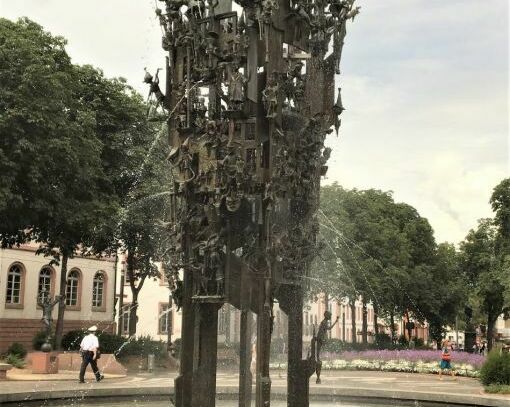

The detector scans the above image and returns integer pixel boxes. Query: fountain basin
[0,396,496,407]
[0,388,505,407]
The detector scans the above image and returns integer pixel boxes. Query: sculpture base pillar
[255,289,272,407]
[175,268,195,407]
[239,309,253,407]
[31,351,59,374]
[279,284,314,407]
[191,303,220,407]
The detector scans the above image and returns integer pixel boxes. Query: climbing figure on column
[313,310,339,384]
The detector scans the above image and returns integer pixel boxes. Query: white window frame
[92,272,105,308]
[38,268,52,303]
[6,265,22,305]
[65,270,80,306]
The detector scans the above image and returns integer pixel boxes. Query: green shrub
[398,335,408,346]
[115,335,167,360]
[5,353,26,368]
[171,338,182,358]
[484,384,510,394]
[61,330,86,351]
[97,332,127,354]
[62,330,125,353]
[414,338,425,348]
[33,331,53,351]
[480,350,510,386]
[374,333,392,349]
[61,330,168,360]
[7,342,27,358]
[319,338,409,353]
[323,338,345,353]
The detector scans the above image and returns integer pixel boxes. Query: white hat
[87,325,98,332]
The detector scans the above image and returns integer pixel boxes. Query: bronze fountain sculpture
[147,1,358,406]
[37,290,62,352]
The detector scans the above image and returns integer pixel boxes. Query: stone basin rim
[0,386,507,407]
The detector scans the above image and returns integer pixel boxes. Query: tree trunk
[126,250,142,337]
[389,311,396,343]
[429,321,442,350]
[487,314,497,352]
[362,300,368,345]
[350,300,356,344]
[54,252,68,350]
[405,311,412,341]
[128,291,138,336]
[373,305,379,336]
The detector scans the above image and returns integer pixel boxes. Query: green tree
[460,218,508,351]
[0,17,80,237]
[313,185,432,343]
[71,64,173,336]
[313,184,461,347]
[490,178,510,308]
[490,178,510,257]
[120,124,172,336]
[424,243,466,348]
[0,18,171,344]
[0,18,117,348]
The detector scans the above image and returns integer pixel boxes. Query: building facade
[124,273,429,348]
[117,267,182,343]
[495,315,510,342]
[0,244,116,353]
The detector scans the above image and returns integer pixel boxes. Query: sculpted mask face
[226,193,241,212]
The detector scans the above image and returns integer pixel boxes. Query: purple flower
[323,350,485,369]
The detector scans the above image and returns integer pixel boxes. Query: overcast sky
[1,0,508,244]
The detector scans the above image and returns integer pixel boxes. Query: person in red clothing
[439,339,456,380]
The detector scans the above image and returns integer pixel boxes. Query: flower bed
[269,350,484,378]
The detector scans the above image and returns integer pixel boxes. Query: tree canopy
[459,178,510,350]
[0,17,172,342]
[311,183,466,344]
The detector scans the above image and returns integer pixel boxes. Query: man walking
[79,325,104,383]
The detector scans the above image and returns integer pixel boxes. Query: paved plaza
[1,370,509,406]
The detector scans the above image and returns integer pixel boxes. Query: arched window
[65,269,80,307]
[38,267,53,303]
[121,303,131,336]
[92,271,105,309]
[5,263,24,306]
[158,303,171,335]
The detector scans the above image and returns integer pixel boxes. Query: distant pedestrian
[79,325,104,383]
[480,342,486,355]
[439,339,455,380]
[472,342,480,354]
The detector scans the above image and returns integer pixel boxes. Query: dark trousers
[79,351,100,382]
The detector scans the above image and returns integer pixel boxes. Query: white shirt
[80,334,99,351]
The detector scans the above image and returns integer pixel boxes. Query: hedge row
[61,330,168,359]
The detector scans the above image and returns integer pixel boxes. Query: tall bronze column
[239,309,253,407]
[192,303,220,407]
[149,2,359,406]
